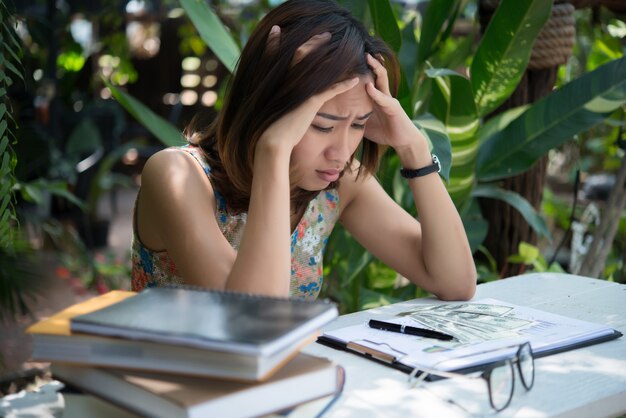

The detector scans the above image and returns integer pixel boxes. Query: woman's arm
[338,54,476,301]
[137,78,359,297]
[137,142,293,296]
[228,76,360,296]
[137,149,239,289]
[339,161,476,301]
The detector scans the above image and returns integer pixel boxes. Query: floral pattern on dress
[131,144,340,300]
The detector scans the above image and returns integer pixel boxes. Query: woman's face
[290,76,374,191]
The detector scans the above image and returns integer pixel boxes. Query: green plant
[386,0,625,281]
[101,0,626,312]
[1,0,147,320]
[547,7,626,281]
[507,242,565,274]
[0,0,21,252]
[0,0,43,321]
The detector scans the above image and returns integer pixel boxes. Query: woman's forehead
[317,78,374,117]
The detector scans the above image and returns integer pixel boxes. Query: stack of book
[27,287,342,418]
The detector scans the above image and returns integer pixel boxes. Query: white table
[302,273,626,418]
[2,273,624,418]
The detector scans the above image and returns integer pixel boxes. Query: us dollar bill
[396,303,532,343]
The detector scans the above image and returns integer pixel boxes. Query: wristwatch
[400,154,441,179]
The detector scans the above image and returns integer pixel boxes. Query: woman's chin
[295,179,330,192]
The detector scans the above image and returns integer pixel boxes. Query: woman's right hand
[257,77,359,152]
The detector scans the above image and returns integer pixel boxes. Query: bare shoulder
[141,148,216,210]
[137,147,217,249]
[144,148,200,180]
[143,148,211,188]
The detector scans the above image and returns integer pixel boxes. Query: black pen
[368,319,454,341]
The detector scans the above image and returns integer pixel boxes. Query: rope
[529,3,575,70]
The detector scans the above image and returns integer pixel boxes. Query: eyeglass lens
[487,361,515,411]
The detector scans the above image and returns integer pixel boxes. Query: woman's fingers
[260,77,360,149]
[266,25,281,53]
[292,32,331,67]
[267,28,330,68]
[365,81,396,113]
[366,53,391,96]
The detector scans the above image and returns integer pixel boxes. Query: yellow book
[27,291,136,336]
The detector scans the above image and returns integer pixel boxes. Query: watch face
[432,154,441,172]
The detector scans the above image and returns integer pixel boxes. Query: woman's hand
[257,77,359,152]
[257,27,360,153]
[363,54,428,154]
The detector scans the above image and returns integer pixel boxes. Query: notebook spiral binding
[161,283,336,306]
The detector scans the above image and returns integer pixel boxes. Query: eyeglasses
[408,342,535,412]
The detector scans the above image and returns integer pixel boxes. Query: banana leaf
[180,0,241,73]
[472,184,551,240]
[106,82,185,147]
[416,0,459,70]
[471,0,551,117]
[477,56,626,181]
[368,0,401,53]
[427,68,479,206]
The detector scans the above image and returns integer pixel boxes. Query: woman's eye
[351,123,366,130]
[312,125,333,133]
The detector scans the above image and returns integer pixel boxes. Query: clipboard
[316,335,416,374]
[316,298,623,379]
[317,330,623,379]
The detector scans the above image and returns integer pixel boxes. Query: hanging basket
[528,3,576,70]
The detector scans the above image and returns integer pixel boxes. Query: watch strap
[400,155,441,179]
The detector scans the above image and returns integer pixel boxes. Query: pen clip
[347,341,397,364]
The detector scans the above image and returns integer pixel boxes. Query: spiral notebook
[28,290,322,381]
[70,286,338,357]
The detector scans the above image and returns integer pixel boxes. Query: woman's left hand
[363,54,426,152]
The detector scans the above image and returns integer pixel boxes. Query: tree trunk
[477,1,575,277]
[479,69,557,277]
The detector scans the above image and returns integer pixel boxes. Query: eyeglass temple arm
[408,365,481,387]
[408,342,531,386]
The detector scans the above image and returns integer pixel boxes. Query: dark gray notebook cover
[71,286,338,356]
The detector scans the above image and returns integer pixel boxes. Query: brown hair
[188,0,399,214]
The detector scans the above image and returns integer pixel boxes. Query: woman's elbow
[436,271,477,301]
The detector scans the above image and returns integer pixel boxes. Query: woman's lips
[316,169,340,183]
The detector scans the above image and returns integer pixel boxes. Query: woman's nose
[325,129,355,163]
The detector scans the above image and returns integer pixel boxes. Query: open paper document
[321,298,619,372]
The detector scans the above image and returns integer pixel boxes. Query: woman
[132,0,476,301]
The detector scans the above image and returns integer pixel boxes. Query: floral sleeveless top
[131,145,340,300]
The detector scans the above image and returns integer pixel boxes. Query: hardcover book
[53,353,345,418]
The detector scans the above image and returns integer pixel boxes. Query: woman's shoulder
[142,146,215,201]
[144,145,207,176]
